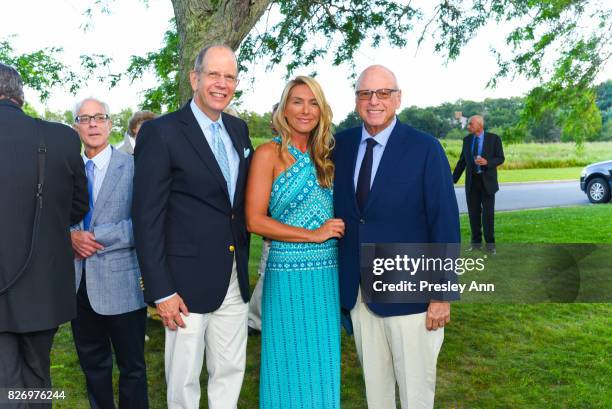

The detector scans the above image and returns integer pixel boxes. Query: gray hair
[72,97,110,121]
[193,44,236,73]
[355,65,399,91]
[0,63,25,107]
[468,115,484,127]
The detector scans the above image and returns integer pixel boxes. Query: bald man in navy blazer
[333,65,460,409]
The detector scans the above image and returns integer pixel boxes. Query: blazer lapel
[346,127,362,216]
[221,113,246,208]
[364,121,409,213]
[179,103,231,202]
[91,148,123,226]
[466,134,476,171]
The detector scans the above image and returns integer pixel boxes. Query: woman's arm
[245,142,344,243]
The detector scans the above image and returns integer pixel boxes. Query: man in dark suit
[334,65,460,408]
[452,115,505,253]
[0,63,88,399]
[132,45,253,409]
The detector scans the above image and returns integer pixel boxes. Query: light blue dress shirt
[353,117,397,191]
[472,131,484,173]
[190,100,240,204]
[82,143,113,203]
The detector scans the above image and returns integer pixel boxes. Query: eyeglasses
[355,88,399,100]
[202,70,238,85]
[75,114,109,124]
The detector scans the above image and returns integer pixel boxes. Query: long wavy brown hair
[272,76,335,188]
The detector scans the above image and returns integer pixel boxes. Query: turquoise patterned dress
[259,138,340,409]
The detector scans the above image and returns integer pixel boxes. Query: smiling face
[189,46,238,121]
[355,66,401,136]
[284,83,321,139]
[75,99,111,158]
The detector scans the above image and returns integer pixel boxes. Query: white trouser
[165,264,248,409]
[351,289,444,409]
[247,239,271,331]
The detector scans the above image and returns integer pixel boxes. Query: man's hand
[71,231,104,259]
[475,157,488,166]
[426,300,450,331]
[157,294,190,331]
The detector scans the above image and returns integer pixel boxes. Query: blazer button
[231,213,235,220]
[229,245,235,252]
[360,219,366,224]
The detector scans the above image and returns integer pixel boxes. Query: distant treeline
[335,80,612,143]
[27,81,611,145]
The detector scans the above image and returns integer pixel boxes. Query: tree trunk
[171,0,271,104]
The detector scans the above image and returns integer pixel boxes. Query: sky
[3,0,611,123]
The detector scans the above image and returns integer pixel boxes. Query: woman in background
[117,110,156,155]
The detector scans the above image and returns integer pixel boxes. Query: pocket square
[244,148,251,158]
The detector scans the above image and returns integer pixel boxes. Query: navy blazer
[333,120,461,317]
[132,102,253,313]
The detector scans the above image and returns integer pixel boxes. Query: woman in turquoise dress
[246,76,343,408]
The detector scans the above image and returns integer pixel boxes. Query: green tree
[335,111,361,133]
[398,107,452,139]
[241,110,273,138]
[43,109,73,125]
[0,37,111,102]
[108,108,135,145]
[79,0,612,115]
[4,0,610,145]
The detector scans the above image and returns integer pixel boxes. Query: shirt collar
[475,131,484,139]
[190,99,225,133]
[83,143,112,170]
[360,116,396,148]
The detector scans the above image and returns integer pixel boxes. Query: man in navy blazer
[132,45,253,409]
[334,65,460,408]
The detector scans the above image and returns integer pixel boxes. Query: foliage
[332,86,608,143]
[398,106,453,139]
[21,102,40,118]
[122,20,180,113]
[335,111,361,132]
[43,109,74,125]
[524,86,602,149]
[0,37,111,102]
[4,0,611,147]
[241,110,274,139]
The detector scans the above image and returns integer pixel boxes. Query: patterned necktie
[356,138,378,213]
[83,160,95,230]
[210,122,231,195]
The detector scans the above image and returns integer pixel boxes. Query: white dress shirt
[353,117,397,190]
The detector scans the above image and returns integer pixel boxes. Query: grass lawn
[50,205,612,408]
[441,140,612,170]
[454,166,583,185]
